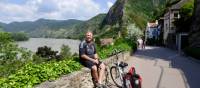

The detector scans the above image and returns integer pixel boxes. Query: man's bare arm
[81,54,95,62]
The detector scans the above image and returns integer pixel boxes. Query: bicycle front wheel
[110,66,123,87]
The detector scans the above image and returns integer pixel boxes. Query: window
[171,27,174,30]
[174,13,179,18]
[166,24,168,30]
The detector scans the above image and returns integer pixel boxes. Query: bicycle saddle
[119,61,128,68]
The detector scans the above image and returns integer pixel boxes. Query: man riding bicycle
[79,31,106,87]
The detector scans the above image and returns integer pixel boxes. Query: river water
[17,38,81,54]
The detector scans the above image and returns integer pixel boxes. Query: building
[146,21,160,39]
[163,0,189,50]
[146,21,161,45]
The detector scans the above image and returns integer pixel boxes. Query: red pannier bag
[124,66,142,88]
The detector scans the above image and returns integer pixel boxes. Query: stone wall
[35,52,131,88]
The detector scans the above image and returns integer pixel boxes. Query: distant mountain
[0,19,83,37]
[69,14,106,39]
[3,19,83,32]
[0,22,6,28]
[0,14,106,39]
[0,24,3,31]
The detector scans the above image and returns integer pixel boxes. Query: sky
[0,0,116,23]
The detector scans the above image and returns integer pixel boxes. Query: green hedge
[184,47,200,60]
[0,59,81,88]
[97,38,137,59]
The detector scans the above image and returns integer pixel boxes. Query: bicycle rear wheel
[110,66,123,87]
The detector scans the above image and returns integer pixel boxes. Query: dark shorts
[80,60,102,69]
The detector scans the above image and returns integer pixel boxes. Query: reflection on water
[17,38,80,54]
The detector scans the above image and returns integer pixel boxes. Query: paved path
[125,46,200,88]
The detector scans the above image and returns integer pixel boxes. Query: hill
[101,0,181,38]
[0,19,83,38]
[69,14,106,39]
[0,14,106,39]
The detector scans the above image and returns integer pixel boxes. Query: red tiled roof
[100,38,113,46]
[148,23,158,28]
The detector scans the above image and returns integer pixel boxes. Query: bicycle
[98,49,141,88]
[96,52,123,88]
[109,49,142,88]
[109,49,129,88]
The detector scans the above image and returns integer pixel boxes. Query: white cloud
[0,0,104,23]
[0,3,36,22]
[107,1,114,8]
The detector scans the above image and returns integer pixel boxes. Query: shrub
[60,45,71,58]
[11,32,29,41]
[94,36,101,45]
[0,59,82,88]
[72,53,79,58]
[0,32,13,44]
[184,47,200,60]
[97,38,135,59]
[36,46,59,60]
[32,54,47,64]
[127,24,143,41]
[0,32,31,77]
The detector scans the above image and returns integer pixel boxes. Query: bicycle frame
[109,49,141,88]
[112,50,128,88]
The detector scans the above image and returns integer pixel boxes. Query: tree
[0,32,31,77]
[36,46,59,60]
[60,45,71,58]
[0,32,12,45]
[189,0,200,47]
[11,32,29,41]
[174,0,194,32]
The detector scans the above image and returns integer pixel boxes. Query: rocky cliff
[99,0,175,38]
[102,0,176,32]
[102,0,125,26]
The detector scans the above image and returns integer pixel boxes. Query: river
[17,38,81,54]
